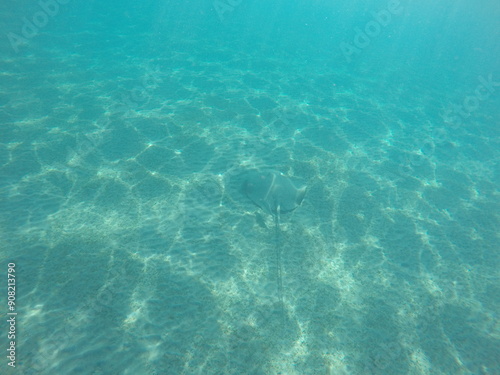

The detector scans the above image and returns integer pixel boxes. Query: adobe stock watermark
[214,0,243,22]
[112,67,162,115]
[340,0,403,63]
[362,341,403,374]
[66,67,161,165]
[396,73,498,181]
[444,73,499,129]
[7,0,71,53]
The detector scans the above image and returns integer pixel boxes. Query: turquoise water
[1,0,499,374]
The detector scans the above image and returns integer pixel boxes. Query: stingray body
[242,169,306,328]
[243,170,306,216]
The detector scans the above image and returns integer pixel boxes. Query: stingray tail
[275,206,285,330]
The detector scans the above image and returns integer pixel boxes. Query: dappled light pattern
[1,36,499,375]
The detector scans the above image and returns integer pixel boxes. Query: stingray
[242,170,306,328]
[243,170,307,217]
